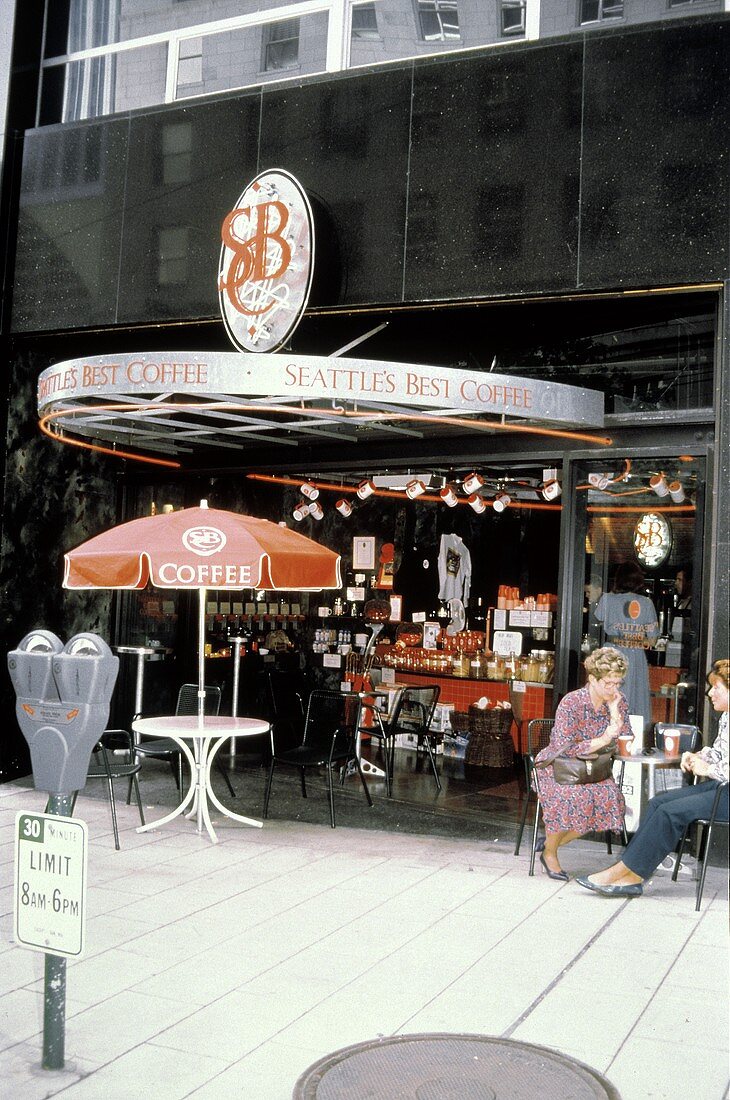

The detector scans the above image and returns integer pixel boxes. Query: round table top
[622,750,680,766]
[116,645,158,656]
[133,715,270,738]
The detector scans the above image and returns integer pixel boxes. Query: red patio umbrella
[64,501,341,717]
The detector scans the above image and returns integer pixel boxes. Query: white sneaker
[660,853,697,876]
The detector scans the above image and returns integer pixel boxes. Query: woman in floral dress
[533,647,629,880]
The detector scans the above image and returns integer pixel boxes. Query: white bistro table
[132,715,269,843]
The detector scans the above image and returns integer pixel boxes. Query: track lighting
[292,501,312,521]
[467,493,486,513]
[356,478,375,500]
[405,478,426,499]
[649,474,669,497]
[439,484,459,507]
[541,479,561,501]
[300,481,319,500]
[668,480,685,503]
[309,501,323,520]
[336,498,353,516]
[462,472,485,495]
[493,492,511,513]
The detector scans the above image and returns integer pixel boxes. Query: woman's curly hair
[584,646,629,679]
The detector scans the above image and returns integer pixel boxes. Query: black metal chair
[135,683,235,798]
[265,669,306,753]
[672,779,729,911]
[70,729,145,850]
[652,723,701,792]
[263,689,372,828]
[516,718,626,873]
[362,684,441,796]
[514,718,554,863]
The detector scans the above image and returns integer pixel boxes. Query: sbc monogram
[219,200,292,316]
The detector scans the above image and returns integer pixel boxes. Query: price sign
[14,812,88,958]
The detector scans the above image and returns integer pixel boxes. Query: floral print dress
[533,685,628,834]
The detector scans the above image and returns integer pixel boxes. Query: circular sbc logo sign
[218,169,314,354]
[627,599,641,620]
[182,525,227,557]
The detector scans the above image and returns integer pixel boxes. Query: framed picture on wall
[352,536,375,571]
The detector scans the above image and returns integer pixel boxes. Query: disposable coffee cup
[617,735,634,758]
[663,731,680,756]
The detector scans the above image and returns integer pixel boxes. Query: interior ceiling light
[292,500,312,521]
[405,478,426,499]
[541,479,562,501]
[439,484,459,507]
[467,493,486,513]
[493,492,511,513]
[336,498,353,516]
[300,481,319,500]
[309,501,324,520]
[649,473,669,497]
[668,480,685,503]
[462,472,485,495]
[356,478,376,499]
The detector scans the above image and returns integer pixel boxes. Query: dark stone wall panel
[117,94,262,324]
[258,69,412,306]
[406,42,582,300]
[579,20,730,288]
[13,120,129,331]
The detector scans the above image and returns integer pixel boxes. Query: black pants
[622,780,728,879]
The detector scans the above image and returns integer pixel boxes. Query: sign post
[14,804,88,1070]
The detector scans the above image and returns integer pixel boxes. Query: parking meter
[8,631,119,795]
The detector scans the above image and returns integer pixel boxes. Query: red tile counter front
[393,672,553,753]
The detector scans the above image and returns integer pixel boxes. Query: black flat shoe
[575,876,643,897]
[540,852,569,882]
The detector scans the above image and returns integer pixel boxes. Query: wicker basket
[449,710,471,736]
[465,705,514,767]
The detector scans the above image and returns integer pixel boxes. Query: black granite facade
[10,17,730,332]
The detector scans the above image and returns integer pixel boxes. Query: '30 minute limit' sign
[14,812,88,958]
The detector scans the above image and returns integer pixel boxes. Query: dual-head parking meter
[8,631,119,795]
[7,630,119,1071]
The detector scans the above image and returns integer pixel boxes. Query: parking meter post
[7,632,118,1073]
[41,792,74,1070]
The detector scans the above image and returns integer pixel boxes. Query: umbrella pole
[196,587,206,835]
[198,587,206,722]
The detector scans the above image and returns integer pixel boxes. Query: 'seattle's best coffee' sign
[37,353,604,426]
[218,169,314,353]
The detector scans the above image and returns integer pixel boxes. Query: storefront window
[578,455,703,727]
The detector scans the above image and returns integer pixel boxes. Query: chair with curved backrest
[263,689,372,827]
[135,683,235,797]
[364,684,441,795]
[672,779,729,911]
[69,729,145,850]
[652,723,701,793]
[514,718,554,862]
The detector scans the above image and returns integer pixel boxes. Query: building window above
[263,18,300,72]
[500,0,527,35]
[416,1,461,43]
[177,36,202,87]
[579,0,624,22]
[352,3,380,39]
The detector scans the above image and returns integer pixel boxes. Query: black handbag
[536,747,615,785]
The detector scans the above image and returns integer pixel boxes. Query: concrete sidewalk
[1,776,727,1100]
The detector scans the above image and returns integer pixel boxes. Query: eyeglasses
[602,678,625,687]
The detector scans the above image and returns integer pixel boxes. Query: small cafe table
[620,749,682,800]
[132,715,270,843]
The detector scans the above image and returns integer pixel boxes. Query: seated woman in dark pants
[577,658,729,898]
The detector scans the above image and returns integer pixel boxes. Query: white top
[437,533,472,603]
[133,715,269,739]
